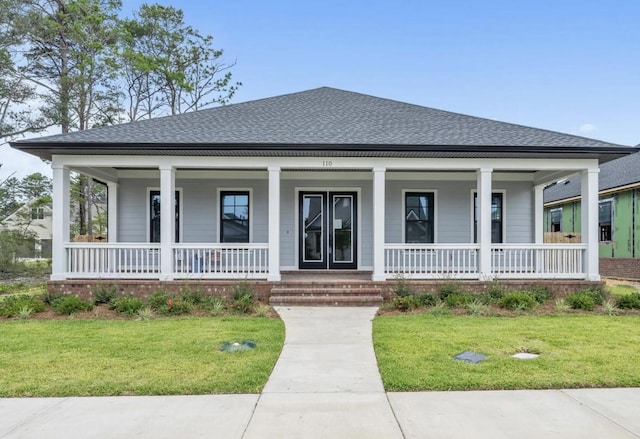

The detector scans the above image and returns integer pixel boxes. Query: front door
[299,191,357,269]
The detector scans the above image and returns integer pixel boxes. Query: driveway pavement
[1,306,639,438]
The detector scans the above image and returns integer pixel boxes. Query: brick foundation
[47,278,604,301]
[600,258,640,280]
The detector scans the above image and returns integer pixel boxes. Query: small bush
[487,280,508,301]
[92,284,117,305]
[201,296,226,315]
[615,292,640,309]
[565,291,595,311]
[416,293,437,307]
[0,295,46,318]
[42,291,62,305]
[110,296,146,316]
[136,307,154,321]
[602,300,619,316]
[499,292,537,311]
[391,295,419,312]
[232,293,254,314]
[51,296,93,315]
[581,288,607,306]
[437,281,463,300]
[160,298,192,315]
[180,288,204,305]
[232,281,255,301]
[555,298,570,313]
[527,286,553,304]
[148,290,172,310]
[428,302,453,317]
[465,299,490,316]
[444,292,470,308]
[253,303,271,318]
[393,277,413,297]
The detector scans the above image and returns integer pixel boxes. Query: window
[550,208,562,232]
[30,207,45,220]
[599,199,613,242]
[149,190,180,243]
[220,191,249,243]
[473,192,504,243]
[404,192,434,243]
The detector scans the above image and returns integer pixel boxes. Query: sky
[1,0,639,179]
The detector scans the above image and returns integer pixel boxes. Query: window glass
[474,192,503,243]
[149,190,180,243]
[599,199,613,242]
[550,208,562,232]
[405,192,434,243]
[221,191,249,242]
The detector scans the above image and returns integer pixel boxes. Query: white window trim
[146,187,183,243]
[217,188,253,243]
[402,189,438,244]
[470,189,507,244]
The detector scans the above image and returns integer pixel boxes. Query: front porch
[50,155,602,283]
[63,242,588,280]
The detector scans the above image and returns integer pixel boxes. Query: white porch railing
[65,243,161,279]
[491,244,586,279]
[173,243,269,279]
[385,244,480,279]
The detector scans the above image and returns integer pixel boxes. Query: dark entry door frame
[298,191,358,270]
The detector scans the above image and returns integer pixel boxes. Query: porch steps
[269,286,383,307]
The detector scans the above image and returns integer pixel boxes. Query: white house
[0,202,53,259]
[11,87,636,285]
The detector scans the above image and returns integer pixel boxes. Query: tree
[0,1,51,140]
[119,4,240,120]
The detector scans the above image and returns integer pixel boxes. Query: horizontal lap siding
[118,177,268,244]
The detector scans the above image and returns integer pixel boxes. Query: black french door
[299,191,357,269]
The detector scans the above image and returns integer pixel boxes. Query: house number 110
[322,160,333,167]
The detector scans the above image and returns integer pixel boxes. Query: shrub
[0,295,46,318]
[160,298,192,315]
[232,293,254,314]
[554,298,570,313]
[565,291,595,311]
[428,302,453,317]
[487,280,508,301]
[615,292,640,309]
[581,288,607,306]
[391,295,419,312]
[201,296,226,315]
[92,284,117,305]
[110,296,146,316]
[253,303,271,318]
[148,290,172,310]
[465,299,490,316]
[527,286,553,304]
[51,296,93,315]
[232,281,255,301]
[136,307,154,321]
[393,277,413,297]
[444,293,470,308]
[416,293,437,307]
[437,281,463,300]
[180,288,204,305]
[499,292,537,311]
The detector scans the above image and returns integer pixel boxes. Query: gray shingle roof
[12,87,633,160]
[544,149,640,204]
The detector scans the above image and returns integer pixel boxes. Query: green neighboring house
[544,150,640,279]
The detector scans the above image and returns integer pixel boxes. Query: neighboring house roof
[544,150,640,204]
[11,87,634,161]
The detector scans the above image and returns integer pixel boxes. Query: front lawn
[374,314,640,391]
[0,317,284,397]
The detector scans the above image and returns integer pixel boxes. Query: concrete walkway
[1,307,640,438]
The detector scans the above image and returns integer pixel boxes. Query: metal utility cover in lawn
[453,350,487,363]
[221,340,257,352]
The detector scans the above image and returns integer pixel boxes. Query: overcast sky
[2,0,638,179]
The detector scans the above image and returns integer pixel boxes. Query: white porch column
[477,168,493,280]
[534,184,544,244]
[581,168,600,280]
[372,167,386,281]
[51,163,71,280]
[159,165,175,280]
[107,182,118,243]
[268,167,281,281]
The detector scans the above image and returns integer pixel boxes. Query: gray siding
[118,177,268,243]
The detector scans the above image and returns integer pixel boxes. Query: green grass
[374,314,640,391]
[607,284,640,297]
[0,317,284,397]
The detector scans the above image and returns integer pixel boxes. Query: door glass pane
[303,195,323,262]
[333,195,353,263]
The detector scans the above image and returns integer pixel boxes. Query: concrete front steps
[270,270,383,307]
[269,284,383,307]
